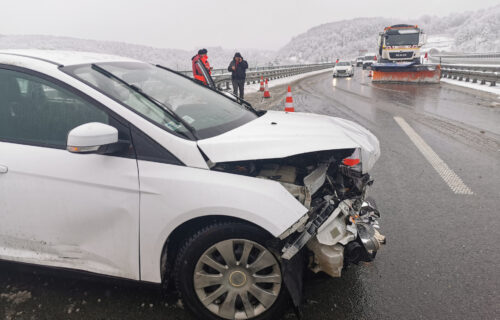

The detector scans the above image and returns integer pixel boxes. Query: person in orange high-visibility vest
[191,48,211,85]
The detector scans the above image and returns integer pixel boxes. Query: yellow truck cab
[377,24,427,63]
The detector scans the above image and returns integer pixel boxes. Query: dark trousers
[232,79,245,99]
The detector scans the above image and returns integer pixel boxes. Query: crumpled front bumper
[281,197,385,278]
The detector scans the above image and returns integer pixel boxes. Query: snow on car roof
[0,49,139,66]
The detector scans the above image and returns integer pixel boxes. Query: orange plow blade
[372,64,441,83]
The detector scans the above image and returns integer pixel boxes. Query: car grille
[389,52,413,59]
[337,70,346,73]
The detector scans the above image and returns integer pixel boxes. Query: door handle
[0,165,8,174]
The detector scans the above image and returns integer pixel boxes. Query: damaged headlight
[342,148,362,172]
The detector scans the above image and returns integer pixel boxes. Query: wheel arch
[160,215,274,285]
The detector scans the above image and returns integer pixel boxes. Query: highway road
[1,69,499,319]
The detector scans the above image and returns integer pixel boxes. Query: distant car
[333,61,354,77]
[362,54,377,70]
[356,56,364,67]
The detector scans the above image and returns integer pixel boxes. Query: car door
[0,66,140,280]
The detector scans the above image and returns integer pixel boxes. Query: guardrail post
[480,79,486,85]
[226,81,230,90]
[490,81,496,87]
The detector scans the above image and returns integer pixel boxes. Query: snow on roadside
[244,68,332,95]
[0,290,32,304]
[441,78,500,97]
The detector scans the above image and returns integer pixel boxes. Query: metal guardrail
[180,63,335,90]
[429,52,500,65]
[440,64,500,86]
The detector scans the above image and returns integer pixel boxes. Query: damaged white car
[0,50,385,320]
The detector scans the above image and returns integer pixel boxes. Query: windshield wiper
[91,64,198,140]
[155,64,259,116]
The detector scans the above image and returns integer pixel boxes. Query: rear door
[0,66,140,279]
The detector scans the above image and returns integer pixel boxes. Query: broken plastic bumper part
[281,198,385,278]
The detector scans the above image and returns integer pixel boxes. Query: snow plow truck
[371,24,440,83]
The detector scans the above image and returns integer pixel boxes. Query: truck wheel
[174,222,288,320]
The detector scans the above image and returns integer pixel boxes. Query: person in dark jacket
[227,52,248,99]
[192,48,211,85]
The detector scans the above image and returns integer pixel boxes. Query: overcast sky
[0,0,498,51]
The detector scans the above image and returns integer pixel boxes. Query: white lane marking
[394,116,474,195]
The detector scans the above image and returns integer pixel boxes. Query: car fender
[137,161,308,283]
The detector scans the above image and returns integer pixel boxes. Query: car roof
[0,49,139,66]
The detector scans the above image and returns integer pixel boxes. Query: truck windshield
[385,33,419,46]
[63,62,258,140]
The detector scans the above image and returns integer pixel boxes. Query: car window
[63,62,258,139]
[0,68,109,148]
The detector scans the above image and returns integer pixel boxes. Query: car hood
[334,66,351,70]
[197,111,380,173]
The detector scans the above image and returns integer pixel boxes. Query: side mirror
[67,122,120,154]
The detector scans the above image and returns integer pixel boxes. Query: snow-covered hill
[0,34,275,70]
[275,5,500,63]
[276,17,392,64]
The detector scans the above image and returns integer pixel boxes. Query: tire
[174,222,289,320]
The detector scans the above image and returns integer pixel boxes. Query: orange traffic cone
[285,86,294,112]
[259,76,265,91]
[263,78,271,98]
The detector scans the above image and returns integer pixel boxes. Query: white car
[333,61,354,77]
[0,50,384,320]
[362,53,378,70]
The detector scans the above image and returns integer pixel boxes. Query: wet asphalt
[1,69,499,320]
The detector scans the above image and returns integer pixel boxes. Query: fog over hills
[1,4,498,67]
[0,34,275,70]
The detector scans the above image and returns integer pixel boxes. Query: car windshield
[385,33,419,46]
[337,62,350,66]
[63,62,258,140]
[364,56,376,60]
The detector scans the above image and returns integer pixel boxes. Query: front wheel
[174,222,288,320]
